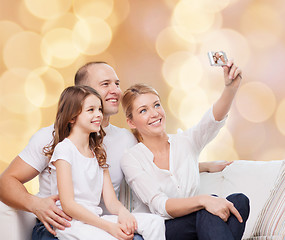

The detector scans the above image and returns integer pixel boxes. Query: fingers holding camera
[223,60,242,87]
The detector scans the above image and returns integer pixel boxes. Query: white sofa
[1,160,284,240]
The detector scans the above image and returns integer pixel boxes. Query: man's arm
[0,156,71,236]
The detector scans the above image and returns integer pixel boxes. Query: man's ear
[127,118,136,129]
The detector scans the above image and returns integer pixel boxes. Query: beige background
[1,0,285,193]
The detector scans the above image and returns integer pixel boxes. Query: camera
[208,51,228,66]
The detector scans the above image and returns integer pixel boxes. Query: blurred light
[275,99,285,136]
[199,0,230,13]
[0,108,42,163]
[167,88,187,119]
[73,0,114,20]
[172,0,215,35]
[18,1,44,32]
[41,13,78,34]
[179,56,203,89]
[25,67,65,108]
[178,87,209,127]
[24,177,39,195]
[162,51,195,89]
[24,0,72,20]
[233,121,266,157]
[0,21,23,48]
[256,148,285,161]
[106,0,130,29]
[235,82,276,123]
[240,3,283,49]
[3,31,45,70]
[156,26,196,60]
[200,128,239,162]
[0,68,38,114]
[199,29,251,69]
[72,17,112,55]
[41,28,80,68]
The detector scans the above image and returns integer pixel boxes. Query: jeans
[32,219,144,240]
[165,193,250,240]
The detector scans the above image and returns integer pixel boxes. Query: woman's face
[127,93,166,139]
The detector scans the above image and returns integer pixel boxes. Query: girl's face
[127,93,166,139]
[73,94,103,134]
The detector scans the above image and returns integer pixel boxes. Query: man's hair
[74,61,108,86]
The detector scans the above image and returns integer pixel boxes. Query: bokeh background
[1,0,285,193]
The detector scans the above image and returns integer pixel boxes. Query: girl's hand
[202,195,243,223]
[223,60,242,88]
[118,208,137,235]
[107,222,134,240]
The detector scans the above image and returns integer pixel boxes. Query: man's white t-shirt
[19,124,137,209]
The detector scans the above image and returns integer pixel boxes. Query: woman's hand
[200,161,233,173]
[118,207,138,235]
[202,195,243,223]
[106,222,134,240]
[223,60,242,88]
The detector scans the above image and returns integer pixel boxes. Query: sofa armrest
[0,201,37,240]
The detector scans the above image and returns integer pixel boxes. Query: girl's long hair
[44,85,108,168]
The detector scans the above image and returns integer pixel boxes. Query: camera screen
[208,51,228,66]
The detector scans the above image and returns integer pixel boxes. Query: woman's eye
[140,109,146,114]
[154,103,160,108]
[99,107,103,112]
[88,108,93,112]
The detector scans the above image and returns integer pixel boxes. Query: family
[0,61,250,240]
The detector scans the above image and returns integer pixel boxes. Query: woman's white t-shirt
[121,106,227,219]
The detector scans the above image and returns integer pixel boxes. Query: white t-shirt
[19,124,137,203]
[121,107,227,219]
[49,138,104,215]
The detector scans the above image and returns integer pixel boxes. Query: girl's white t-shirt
[18,124,137,203]
[49,138,104,215]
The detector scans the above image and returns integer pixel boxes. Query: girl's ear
[69,118,76,124]
[127,118,136,129]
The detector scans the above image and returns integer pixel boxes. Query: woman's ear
[127,118,136,129]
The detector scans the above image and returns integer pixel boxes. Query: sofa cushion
[199,160,284,239]
[250,161,285,239]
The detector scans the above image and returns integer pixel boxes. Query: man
[0,62,143,240]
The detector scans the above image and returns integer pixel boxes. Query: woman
[121,61,250,240]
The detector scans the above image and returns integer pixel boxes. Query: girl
[44,85,165,240]
[121,61,250,240]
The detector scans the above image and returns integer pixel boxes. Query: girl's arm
[54,160,133,240]
[213,60,242,121]
[102,169,137,235]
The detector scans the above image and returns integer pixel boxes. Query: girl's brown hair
[44,85,108,168]
[122,83,160,142]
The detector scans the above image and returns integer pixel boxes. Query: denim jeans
[165,193,250,240]
[32,219,144,240]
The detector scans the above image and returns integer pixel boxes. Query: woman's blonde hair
[122,83,160,142]
[44,85,108,168]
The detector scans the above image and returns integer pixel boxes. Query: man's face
[86,64,122,118]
